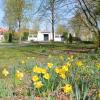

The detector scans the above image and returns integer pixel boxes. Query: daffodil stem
[13,65,16,98]
[38,89,41,96]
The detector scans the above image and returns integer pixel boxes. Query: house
[0,33,4,42]
[0,28,8,42]
[0,33,4,41]
[28,31,63,42]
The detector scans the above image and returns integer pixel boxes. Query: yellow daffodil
[41,69,47,74]
[33,66,41,73]
[32,57,35,59]
[98,93,100,99]
[33,66,46,74]
[34,81,43,89]
[60,55,64,60]
[48,54,52,58]
[21,60,25,64]
[96,63,100,69]
[63,84,73,94]
[43,73,50,80]
[59,68,66,74]
[98,93,100,100]
[66,62,71,67]
[59,73,66,79]
[54,68,60,73]
[47,63,53,68]
[2,68,9,77]
[68,55,73,60]
[97,90,100,99]
[27,57,30,59]
[55,67,66,78]
[76,61,83,67]
[32,75,39,82]
[16,70,24,80]
[62,65,69,72]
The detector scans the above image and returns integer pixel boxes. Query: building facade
[0,28,8,42]
[28,31,63,42]
[0,33,4,42]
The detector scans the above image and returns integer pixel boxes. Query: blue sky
[0,0,75,31]
[0,0,4,27]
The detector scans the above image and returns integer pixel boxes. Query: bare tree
[39,0,66,41]
[76,0,100,47]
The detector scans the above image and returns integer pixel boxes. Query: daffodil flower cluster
[54,62,71,79]
[32,65,51,89]
[2,68,24,80]
[16,70,24,80]
[76,61,83,67]
[96,63,100,69]
[1,56,100,98]
[63,84,73,94]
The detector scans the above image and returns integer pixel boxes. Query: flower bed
[0,54,100,99]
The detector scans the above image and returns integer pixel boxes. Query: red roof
[0,28,8,35]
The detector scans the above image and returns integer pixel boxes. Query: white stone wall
[54,35,62,41]
[28,31,62,42]
[28,34,38,41]
[38,32,46,41]
[0,35,4,42]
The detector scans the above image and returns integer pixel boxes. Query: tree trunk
[97,30,100,47]
[8,33,12,43]
[93,29,100,53]
[18,20,21,43]
[77,0,100,49]
[69,34,73,43]
[52,18,54,41]
[51,2,55,41]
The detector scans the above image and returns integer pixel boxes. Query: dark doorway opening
[44,34,49,41]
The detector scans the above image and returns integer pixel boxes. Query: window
[29,35,33,37]
[33,34,37,38]
[55,36,59,38]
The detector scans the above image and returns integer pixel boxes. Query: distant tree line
[3,0,100,48]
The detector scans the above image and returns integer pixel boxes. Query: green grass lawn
[0,43,60,66]
[0,44,46,66]
[0,42,99,66]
